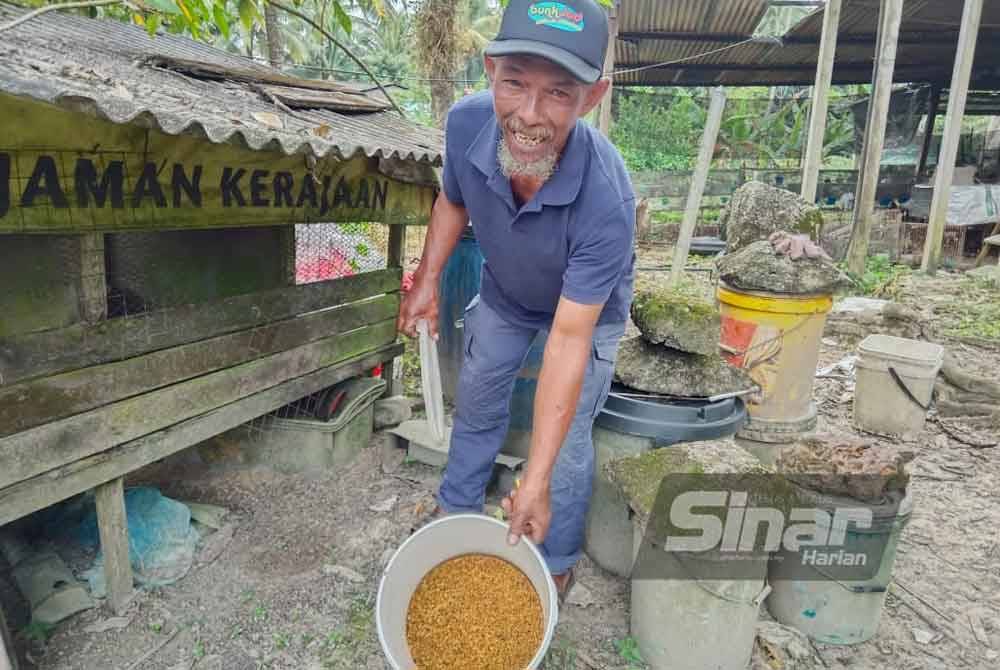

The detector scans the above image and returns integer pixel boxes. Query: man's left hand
[501,478,551,546]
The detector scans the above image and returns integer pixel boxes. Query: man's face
[486,55,608,177]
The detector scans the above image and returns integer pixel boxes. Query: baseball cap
[485,0,610,84]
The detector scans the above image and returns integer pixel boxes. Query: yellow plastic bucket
[717,282,833,445]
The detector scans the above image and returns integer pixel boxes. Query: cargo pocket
[590,339,620,418]
[462,294,481,359]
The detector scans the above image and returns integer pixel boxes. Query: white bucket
[853,335,944,438]
[376,515,558,669]
[767,488,913,645]
[630,520,770,670]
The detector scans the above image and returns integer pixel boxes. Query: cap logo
[528,2,585,33]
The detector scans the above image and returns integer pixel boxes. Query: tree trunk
[430,79,455,128]
[264,3,283,68]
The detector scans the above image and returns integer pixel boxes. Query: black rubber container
[595,384,747,448]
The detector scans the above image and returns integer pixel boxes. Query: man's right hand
[397,269,440,339]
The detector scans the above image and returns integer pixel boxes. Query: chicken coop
[0,2,442,652]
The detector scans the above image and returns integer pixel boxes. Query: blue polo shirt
[441,91,635,330]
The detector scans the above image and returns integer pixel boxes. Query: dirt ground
[4,249,999,670]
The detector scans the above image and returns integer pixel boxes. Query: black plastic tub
[595,384,747,448]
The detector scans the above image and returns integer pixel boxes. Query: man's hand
[397,269,440,339]
[500,478,551,546]
[769,231,831,261]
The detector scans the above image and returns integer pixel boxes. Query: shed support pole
[670,87,727,286]
[922,0,984,275]
[801,0,843,204]
[916,86,942,182]
[596,2,619,137]
[846,0,905,276]
[383,224,406,397]
[95,477,133,615]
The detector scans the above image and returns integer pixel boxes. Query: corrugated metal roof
[0,3,444,165]
[614,0,1000,89]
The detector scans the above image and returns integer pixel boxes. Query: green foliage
[614,636,646,668]
[839,254,911,298]
[611,90,706,172]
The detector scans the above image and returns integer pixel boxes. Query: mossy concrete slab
[631,285,721,355]
[614,336,754,398]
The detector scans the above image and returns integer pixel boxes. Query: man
[397,0,631,599]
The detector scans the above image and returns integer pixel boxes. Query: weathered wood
[279,225,297,286]
[78,233,107,324]
[0,319,397,489]
[94,477,132,615]
[382,224,407,396]
[0,268,400,385]
[846,0,905,275]
[801,0,843,204]
[922,0,985,275]
[0,94,436,234]
[670,87,726,286]
[916,86,943,181]
[0,344,401,527]
[597,3,619,137]
[0,295,398,437]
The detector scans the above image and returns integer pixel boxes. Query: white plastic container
[376,515,558,669]
[854,335,944,438]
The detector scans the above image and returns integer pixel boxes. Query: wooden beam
[846,0,905,275]
[801,0,843,204]
[922,0,985,275]
[0,344,401,527]
[78,233,107,324]
[670,87,727,286]
[916,86,943,181]
[94,477,132,615]
[0,268,400,385]
[0,295,398,437]
[279,225,297,286]
[0,319,397,489]
[381,224,406,397]
[597,3,619,137]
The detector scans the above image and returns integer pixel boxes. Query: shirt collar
[467,114,589,213]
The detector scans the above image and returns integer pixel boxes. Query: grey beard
[498,136,558,181]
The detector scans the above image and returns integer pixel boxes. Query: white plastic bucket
[767,488,914,645]
[630,520,770,670]
[853,335,944,438]
[376,514,558,669]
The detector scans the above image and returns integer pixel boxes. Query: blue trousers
[437,295,625,574]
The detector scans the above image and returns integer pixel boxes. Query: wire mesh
[293,222,392,285]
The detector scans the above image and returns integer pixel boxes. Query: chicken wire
[293,222,391,285]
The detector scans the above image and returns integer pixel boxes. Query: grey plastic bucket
[767,486,914,645]
[376,514,558,669]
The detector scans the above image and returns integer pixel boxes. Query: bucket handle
[888,366,930,412]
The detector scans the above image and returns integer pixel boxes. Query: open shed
[0,1,442,644]
[604,0,1000,270]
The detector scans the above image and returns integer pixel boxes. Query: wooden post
[670,87,727,286]
[922,0,984,275]
[79,233,107,324]
[596,2,619,137]
[95,477,132,614]
[279,225,297,286]
[0,604,14,670]
[382,224,406,396]
[846,0,905,276]
[801,0,843,204]
[916,86,942,181]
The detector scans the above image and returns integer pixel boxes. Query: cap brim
[484,39,602,84]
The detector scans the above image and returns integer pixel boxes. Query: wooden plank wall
[0,267,402,518]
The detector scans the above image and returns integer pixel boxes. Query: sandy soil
[3,253,998,670]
